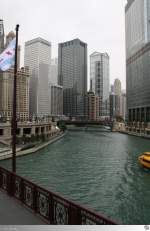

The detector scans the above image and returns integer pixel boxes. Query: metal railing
[0,166,116,225]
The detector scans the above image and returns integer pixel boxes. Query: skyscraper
[49,83,63,117]
[109,94,120,119]
[114,78,121,96]
[58,38,87,119]
[125,0,150,122]
[24,38,51,116]
[90,52,110,117]
[0,19,4,53]
[50,58,58,84]
[120,91,126,120]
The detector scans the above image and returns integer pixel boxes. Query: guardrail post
[49,194,54,224]
[7,173,15,196]
[68,205,81,224]
[0,167,2,188]
[69,205,80,225]
[33,185,37,212]
[20,179,24,203]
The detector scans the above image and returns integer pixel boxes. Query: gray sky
[2,0,127,89]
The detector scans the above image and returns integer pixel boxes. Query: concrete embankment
[119,131,150,140]
[0,132,66,161]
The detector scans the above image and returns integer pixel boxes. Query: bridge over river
[64,120,112,127]
[1,130,150,224]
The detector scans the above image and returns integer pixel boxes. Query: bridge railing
[0,166,117,225]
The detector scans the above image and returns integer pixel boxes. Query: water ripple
[1,131,150,224]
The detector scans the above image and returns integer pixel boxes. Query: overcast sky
[1,0,127,89]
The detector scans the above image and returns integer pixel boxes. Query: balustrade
[0,166,116,225]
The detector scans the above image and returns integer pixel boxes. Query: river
[1,130,150,224]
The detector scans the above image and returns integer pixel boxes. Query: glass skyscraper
[90,52,110,117]
[58,39,87,119]
[126,0,150,122]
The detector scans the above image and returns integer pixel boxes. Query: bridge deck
[0,190,46,225]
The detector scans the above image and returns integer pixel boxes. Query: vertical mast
[12,24,19,173]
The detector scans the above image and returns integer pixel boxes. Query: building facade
[90,52,110,117]
[49,83,63,117]
[109,94,120,120]
[0,67,29,121]
[50,58,58,84]
[24,38,51,116]
[125,0,150,122]
[58,38,87,119]
[120,92,126,120]
[114,78,121,96]
[0,120,60,144]
[86,91,100,121]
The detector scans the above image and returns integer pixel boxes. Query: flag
[0,38,16,71]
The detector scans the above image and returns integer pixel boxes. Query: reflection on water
[1,131,150,224]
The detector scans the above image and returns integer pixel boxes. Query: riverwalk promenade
[0,132,65,161]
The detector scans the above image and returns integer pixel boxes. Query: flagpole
[12,24,19,173]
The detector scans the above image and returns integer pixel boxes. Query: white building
[24,37,51,116]
[90,52,110,116]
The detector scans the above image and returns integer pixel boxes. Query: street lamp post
[12,24,19,173]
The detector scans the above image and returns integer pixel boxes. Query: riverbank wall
[0,132,66,161]
[119,130,150,140]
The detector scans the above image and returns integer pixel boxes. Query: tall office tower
[110,84,114,94]
[5,31,21,68]
[24,38,51,116]
[0,19,4,53]
[49,83,63,117]
[58,38,87,119]
[125,0,150,122]
[90,52,110,117]
[113,78,122,116]
[0,67,29,121]
[120,91,126,120]
[109,94,120,119]
[114,78,121,96]
[49,58,58,84]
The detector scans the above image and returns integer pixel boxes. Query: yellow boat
[138,152,150,169]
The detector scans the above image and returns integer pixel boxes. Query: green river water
[1,130,150,224]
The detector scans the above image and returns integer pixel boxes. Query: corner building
[126,0,150,122]
[58,39,87,119]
